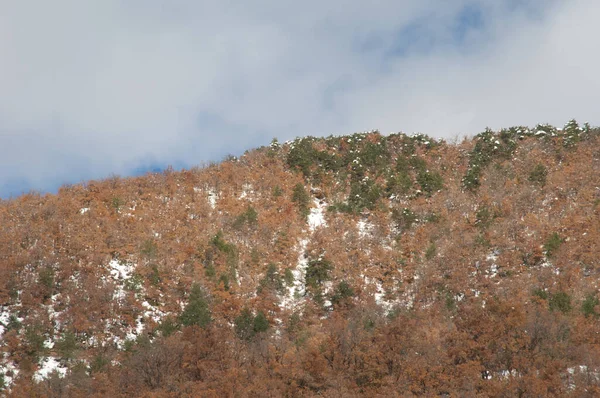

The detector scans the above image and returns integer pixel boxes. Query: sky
[1,0,600,198]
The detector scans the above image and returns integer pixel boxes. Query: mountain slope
[1,121,600,396]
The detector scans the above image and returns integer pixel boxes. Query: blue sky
[1,0,599,198]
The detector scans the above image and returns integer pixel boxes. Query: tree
[234,309,269,341]
[180,284,212,328]
[292,183,310,219]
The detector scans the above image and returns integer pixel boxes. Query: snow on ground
[108,259,135,281]
[125,318,146,343]
[238,183,254,201]
[0,360,19,388]
[279,239,310,312]
[142,300,167,323]
[108,259,136,302]
[308,199,327,231]
[280,197,330,312]
[207,188,218,209]
[0,308,10,337]
[105,259,167,348]
[485,250,500,278]
[364,276,404,314]
[357,219,374,239]
[33,357,67,382]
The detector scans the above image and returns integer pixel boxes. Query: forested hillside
[1,121,600,396]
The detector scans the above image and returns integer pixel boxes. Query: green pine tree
[179,283,212,328]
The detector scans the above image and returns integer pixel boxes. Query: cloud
[1,0,599,197]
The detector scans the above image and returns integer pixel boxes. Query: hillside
[1,120,600,396]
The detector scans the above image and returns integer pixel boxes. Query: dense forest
[1,120,600,397]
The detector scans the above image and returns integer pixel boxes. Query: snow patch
[33,357,67,382]
[279,239,310,312]
[108,259,135,281]
[0,361,19,388]
[0,308,10,337]
[308,199,327,231]
[364,276,402,314]
[357,220,374,238]
[238,183,254,201]
[207,188,218,209]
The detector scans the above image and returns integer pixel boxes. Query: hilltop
[1,120,600,396]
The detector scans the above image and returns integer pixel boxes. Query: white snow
[238,183,254,201]
[108,259,137,306]
[357,219,374,238]
[487,264,499,279]
[33,357,67,382]
[308,199,327,231]
[207,188,218,209]
[0,361,19,388]
[0,308,9,337]
[365,276,402,314]
[486,250,500,278]
[279,239,310,312]
[108,259,135,281]
[142,300,167,323]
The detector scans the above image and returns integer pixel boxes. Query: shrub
[211,231,236,255]
[90,354,109,374]
[205,263,216,278]
[147,264,161,286]
[417,170,443,196]
[124,272,144,292]
[56,331,79,360]
[111,196,123,212]
[549,291,572,314]
[140,239,158,259]
[218,273,230,291]
[409,156,427,172]
[38,266,55,300]
[543,232,563,257]
[234,308,254,341]
[24,324,47,360]
[357,141,389,170]
[392,208,418,230]
[475,206,496,229]
[462,165,482,191]
[581,294,599,318]
[533,288,548,300]
[257,263,284,294]
[445,294,456,312]
[305,257,332,291]
[233,205,258,228]
[528,164,548,187]
[385,171,413,196]
[425,243,437,260]
[6,314,21,332]
[234,309,269,340]
[272,185,283,198]
[292,183,310,219]
[330,280,355,306]
[348,179,382,212]
[284,268,295,286]
[462,127,518,191]
[286,137,319,178]
[156,316,179,337]
[253,311,269,334]
[563,119,581,148]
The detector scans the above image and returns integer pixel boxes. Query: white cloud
[0,0,598,196]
